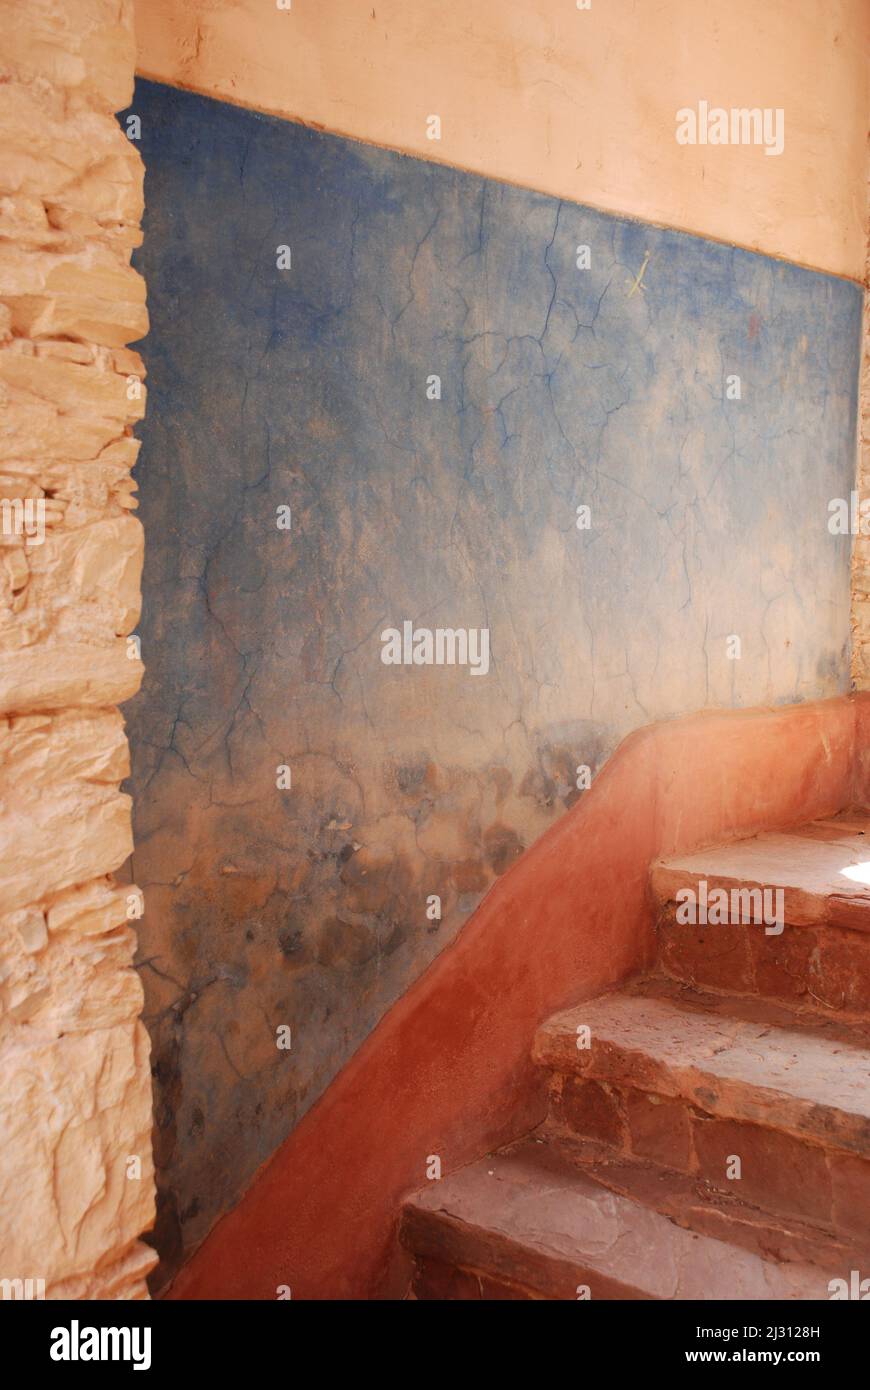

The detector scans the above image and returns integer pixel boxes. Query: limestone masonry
[0,0,154,1298]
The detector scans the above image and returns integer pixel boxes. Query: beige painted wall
[0,0,155,1298]
[134,0,869,282]
[852,161,870,685]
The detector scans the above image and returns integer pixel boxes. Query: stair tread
[534,982,870,1154]
[632,976,870,1042]
[532,1126,859,1272]
[402,1140,829,1299]
[651,811,870,927]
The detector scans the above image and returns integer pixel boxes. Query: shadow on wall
[123,79,861,1289]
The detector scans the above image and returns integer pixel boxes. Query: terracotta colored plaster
[167,693,862,1300]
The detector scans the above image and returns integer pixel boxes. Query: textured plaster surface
[126,79,861,1287]
[132,0,870,283]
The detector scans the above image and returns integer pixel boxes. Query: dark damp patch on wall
[124,78,861,1287]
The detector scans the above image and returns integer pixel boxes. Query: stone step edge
[651,862,870,933]
[532,993,870,1159]
[647,962,870,1027]
[400,1142,828,1301]
[532,1125,863,1276]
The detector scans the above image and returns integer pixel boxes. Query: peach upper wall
[133,0,870,282]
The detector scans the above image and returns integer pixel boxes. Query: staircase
[400,810,870,1299]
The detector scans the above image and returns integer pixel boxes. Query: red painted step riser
[547,1075,870,1241]
[655,911,870,1016]
[411,1257,543,1300]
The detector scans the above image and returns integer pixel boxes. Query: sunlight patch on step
[838,861,870,885]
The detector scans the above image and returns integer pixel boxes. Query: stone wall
[0,0,154,1299]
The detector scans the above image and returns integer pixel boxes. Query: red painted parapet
[168,693,863,1300]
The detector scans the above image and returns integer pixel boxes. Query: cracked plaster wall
[131,0,870,284]
[127,79,862,1289]
[0,0,155,1298]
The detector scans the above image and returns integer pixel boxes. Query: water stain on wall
[125,80,861,1287]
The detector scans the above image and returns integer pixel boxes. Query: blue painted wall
[126,79,862,1283]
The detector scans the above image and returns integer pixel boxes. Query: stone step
[652,813,870,929]
[533,983,870,1241]
[651,814,870,1015]
[400,1140,830,1300]
[533,1126,862,1273]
